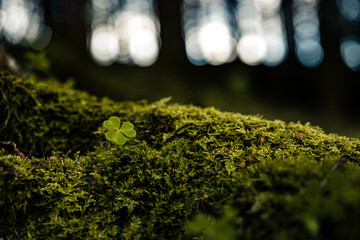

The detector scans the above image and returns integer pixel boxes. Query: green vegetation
[1,71,360,239]
[103,116,136,145]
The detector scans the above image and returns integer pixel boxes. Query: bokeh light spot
[90,25,120,66]
[198,21,236,65]
[263,34,287,66]
[88,0,160,67]
[341,38,360,71]
[237,34,267,66]
[337,0,360,21]
[4,5,29,44]
[0,0,51,48]
[185,28,206,66]
[129,28,159,67]
[257,0,282,13]
[295,38,324,68]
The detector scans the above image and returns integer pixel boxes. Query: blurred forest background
[1,0,360,138]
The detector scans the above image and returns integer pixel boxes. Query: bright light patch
[293,9,320,41]
[256,0,282,13]
[262,17,282,33]
[4,5,29,44]
[129,29,159,67]
[263,34,287,66]
[295,39,324,68]
[90,26,120,66]
[114,11,160,65]
[88,0,160,67]
[0,10,5,31]
[126,14,157,34]
[293,0,318,9]
[92,0,118,12]
[185,28,206,66]
[237,34,267,66]
[294,23,320,41]
[341,38,360,71]
[337,0,360,21]
[198,21,236,65]
[292,0,323,68]
[0,0,51,49]
[182,0,235,66]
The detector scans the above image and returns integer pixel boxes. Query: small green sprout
[103,116,136,145]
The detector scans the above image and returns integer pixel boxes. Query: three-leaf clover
[103,116,136,145]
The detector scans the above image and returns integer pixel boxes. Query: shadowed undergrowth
[1,72,360,239]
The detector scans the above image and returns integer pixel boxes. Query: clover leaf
[103,116,136,145]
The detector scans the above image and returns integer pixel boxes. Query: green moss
[1,71,360,239]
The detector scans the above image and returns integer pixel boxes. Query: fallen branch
[0,140,26,159]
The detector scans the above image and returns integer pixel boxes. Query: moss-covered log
[1,71,360,239]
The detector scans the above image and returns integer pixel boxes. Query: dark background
[6,0,360,138]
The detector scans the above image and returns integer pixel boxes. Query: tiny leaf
[105,131,127,145]
[105,131,117,142]
[103,117,136,145]
[103,116,120,131]
[113,132,127,145]
[120,122,136,138]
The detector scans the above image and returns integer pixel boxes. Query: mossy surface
[1,71,360,239]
